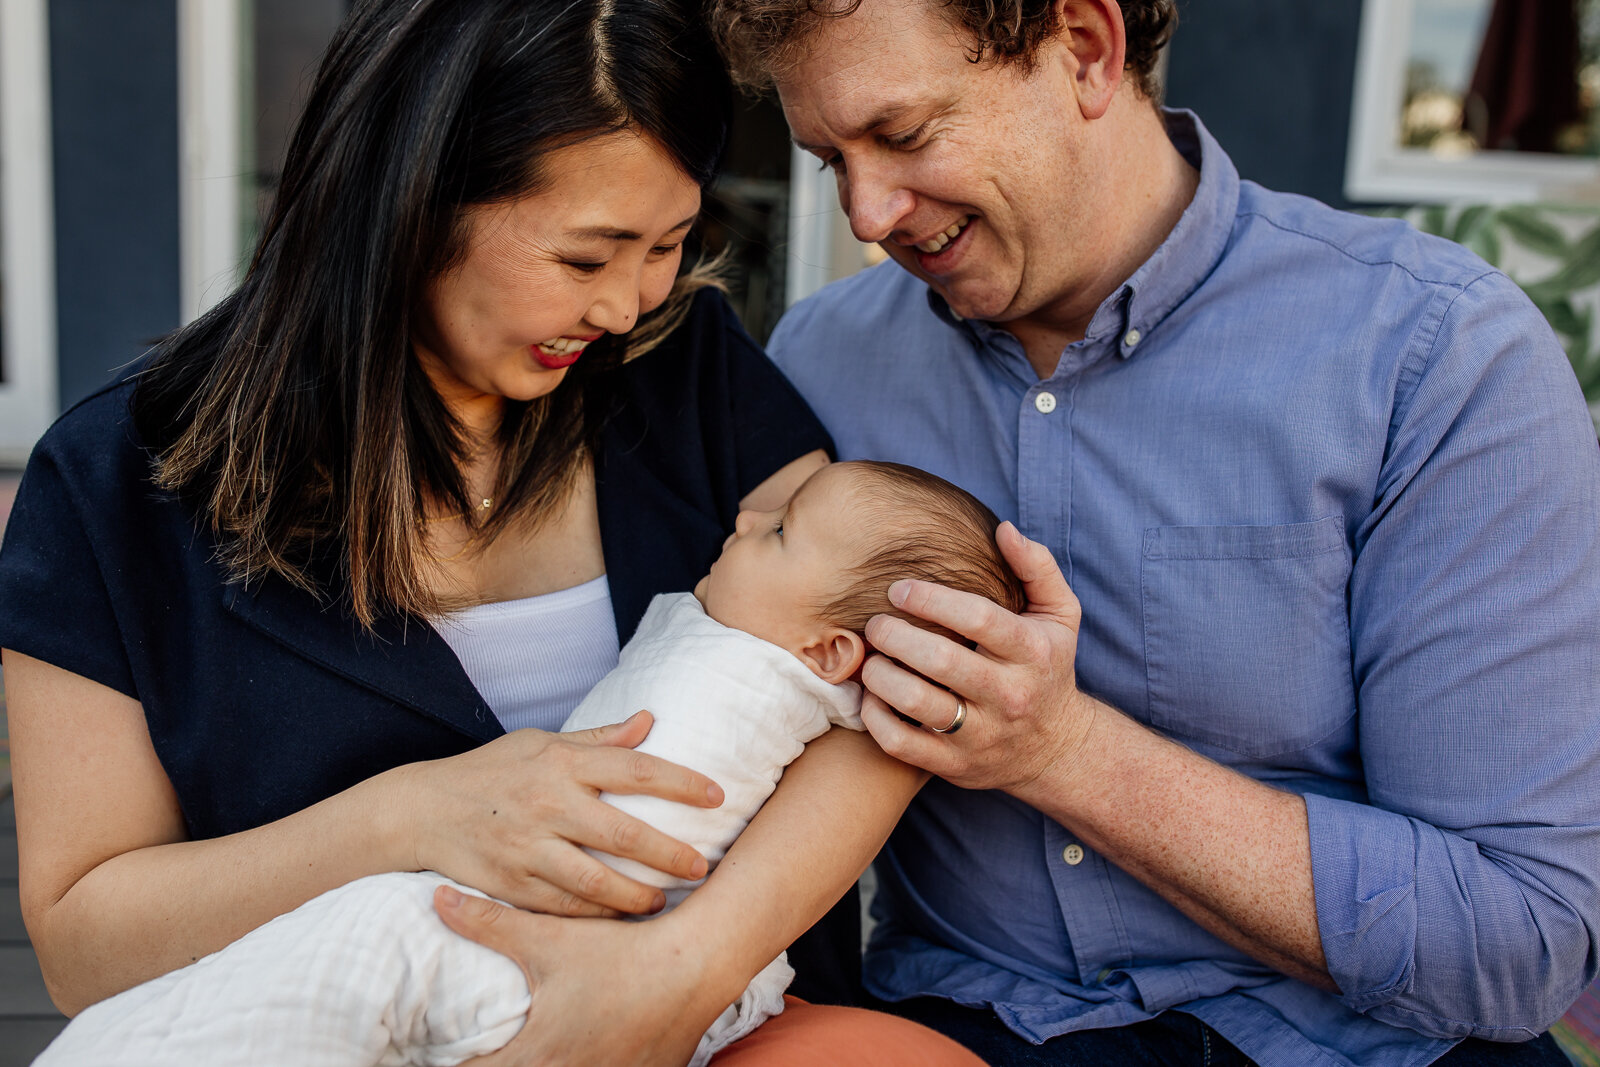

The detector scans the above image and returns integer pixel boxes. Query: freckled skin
[774,0,1331,992]
[774,0,1193,376]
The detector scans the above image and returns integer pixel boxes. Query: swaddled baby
[35,460,1025,1067]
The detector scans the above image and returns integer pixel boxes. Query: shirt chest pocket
[1139,516,1355,759]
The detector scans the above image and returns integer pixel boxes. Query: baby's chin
[692,573,709,607]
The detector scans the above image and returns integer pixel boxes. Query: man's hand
[857,522,1105,797]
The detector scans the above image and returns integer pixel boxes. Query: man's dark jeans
[887,998,1573,1067]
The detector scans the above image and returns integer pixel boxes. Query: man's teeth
[918,217,971,254]
[537,337,587,356]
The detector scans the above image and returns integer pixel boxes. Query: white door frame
[178,0,245,323]
[0,0,58,465]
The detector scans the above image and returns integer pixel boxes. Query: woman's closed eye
[566,259,607,274]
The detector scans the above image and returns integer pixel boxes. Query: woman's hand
[439,887,720,1067]
[394,711,725,917]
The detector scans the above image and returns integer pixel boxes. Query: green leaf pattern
[1377,204,1600,427]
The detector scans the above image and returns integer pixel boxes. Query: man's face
[775,0,1103,331]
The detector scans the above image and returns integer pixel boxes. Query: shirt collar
[925,108,1241,364]
[1093,109,1240,358]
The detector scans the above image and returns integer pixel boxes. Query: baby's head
[693,461,1026,684]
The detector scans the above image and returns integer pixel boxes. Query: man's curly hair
[708,0,1177,100]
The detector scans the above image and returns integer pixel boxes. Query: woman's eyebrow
[566,214,698,242]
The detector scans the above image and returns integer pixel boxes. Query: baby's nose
[733,509,758,536]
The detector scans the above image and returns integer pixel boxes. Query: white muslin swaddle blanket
[35,592,863,1067]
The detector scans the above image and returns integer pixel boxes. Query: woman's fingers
[559,802,708,883]
[565,715,726,808]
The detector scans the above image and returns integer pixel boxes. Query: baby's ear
[799,627,866,685]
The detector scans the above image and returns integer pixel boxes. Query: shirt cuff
[1305,791,1420,1011]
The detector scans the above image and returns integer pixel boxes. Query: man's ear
[1052,0,1126,120]
[798,627,867,685]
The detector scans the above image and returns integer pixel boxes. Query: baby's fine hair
[816,461,1027,641]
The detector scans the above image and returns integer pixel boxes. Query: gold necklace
[420,497,494,524]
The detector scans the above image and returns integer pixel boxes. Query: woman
[0,0,974,1061]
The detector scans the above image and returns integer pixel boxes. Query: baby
[35,460,1025,1067]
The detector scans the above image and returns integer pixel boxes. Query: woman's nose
[586,270,642,334]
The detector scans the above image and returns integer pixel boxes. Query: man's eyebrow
[792,105,918,152]
[566,214,698,242]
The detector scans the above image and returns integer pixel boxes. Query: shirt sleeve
[0,423,139,699]
[1309,270,1600,1040]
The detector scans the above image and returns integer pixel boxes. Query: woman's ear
[798,627,866,685]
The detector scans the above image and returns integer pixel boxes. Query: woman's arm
[740,449,828,512]
[7,651,723,1015]
[442,727,926,1067]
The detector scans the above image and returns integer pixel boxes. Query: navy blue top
[0,288,857,992]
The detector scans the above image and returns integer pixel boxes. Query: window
[0,0,58,463]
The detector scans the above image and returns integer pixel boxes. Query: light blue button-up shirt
[768,111,1600,1067]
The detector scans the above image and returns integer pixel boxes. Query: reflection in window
[1403,0,1599,158]
[247,0,351,249]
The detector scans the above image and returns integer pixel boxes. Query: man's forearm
[1016,695,1335,991]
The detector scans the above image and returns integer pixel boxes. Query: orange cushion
[711,996,986,1066]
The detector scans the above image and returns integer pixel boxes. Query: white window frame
[785,146,874,308]
[1346,0,1600,204]
[0,0,58,465]
[178,0,245,323]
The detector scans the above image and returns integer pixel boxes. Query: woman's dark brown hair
[709,0,1176,100]
[132,0,733,626]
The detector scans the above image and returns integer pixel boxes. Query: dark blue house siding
[1166,0,1365,211]
[49,0,182,408]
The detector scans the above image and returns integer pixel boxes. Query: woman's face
[415,130,702,420]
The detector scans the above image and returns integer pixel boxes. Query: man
[706,1,1600,1064]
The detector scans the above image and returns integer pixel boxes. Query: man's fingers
[859,650,967,731]
[864,613,984,693]
[888,578,1014,648]
[996,521,1081,626]
[860,693,954,773]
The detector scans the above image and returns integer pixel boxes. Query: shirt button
[1034,391,1057,414]
[1062,843,1085,865]
[1124,328,1142,348]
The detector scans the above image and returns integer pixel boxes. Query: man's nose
[841,160,915,245]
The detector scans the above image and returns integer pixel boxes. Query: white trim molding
[178,0,245,323]
[0,0,58,465]
[785,145,875,308]
[1347,0,1600,204]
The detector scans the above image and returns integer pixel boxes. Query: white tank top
[432,575,620,733]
